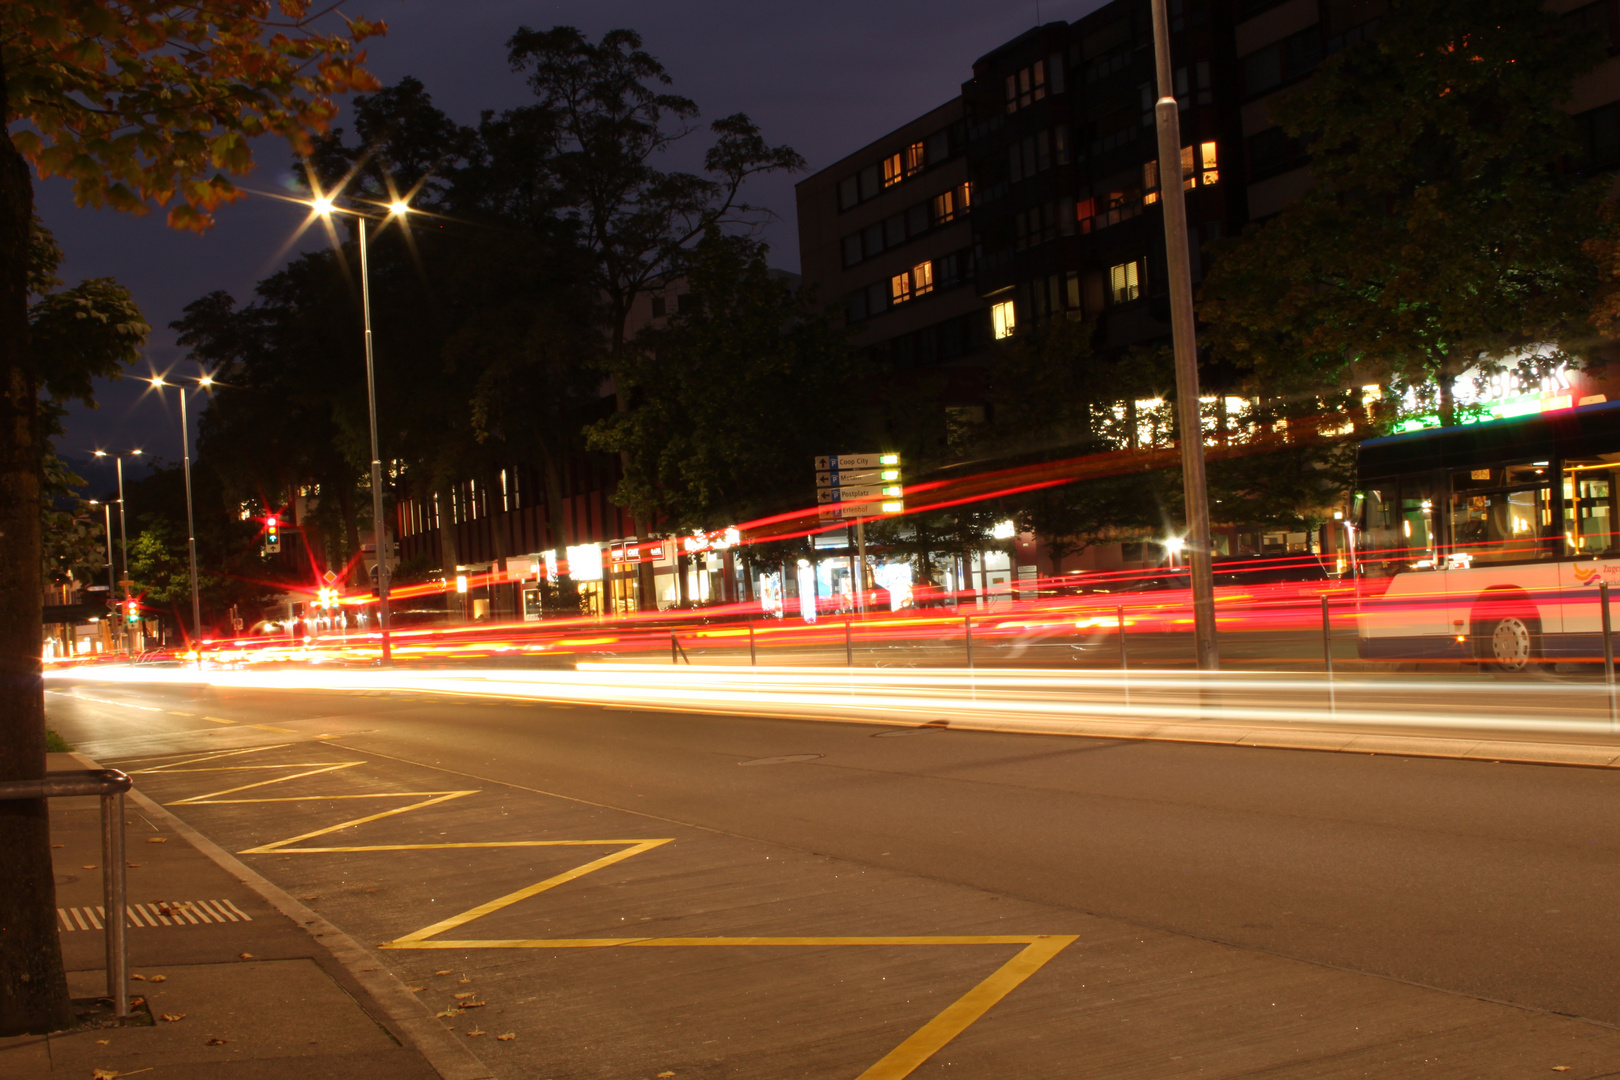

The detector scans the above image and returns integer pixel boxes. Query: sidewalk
[0,753,483,1080]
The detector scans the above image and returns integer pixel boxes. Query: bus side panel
[1356,570,1461,659]
[1446,561,1563,646]
[1551,561,1620,659]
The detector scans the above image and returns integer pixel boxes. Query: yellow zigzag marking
[135,747,1075,1080]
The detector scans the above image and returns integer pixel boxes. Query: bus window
[1356,484,1402,577]
[1401,481,1436,565]
[1564,458,1620,555]
[1450,463,1554,564]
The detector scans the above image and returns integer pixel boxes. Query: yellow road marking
[134,746,1074,1078]
[238,791,476,854]
[166,763,364,804]
[855,935,1076,1080]
[388,840,672,945]
[169,711,197,717]
[201,717,236,724]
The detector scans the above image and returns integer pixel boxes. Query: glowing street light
[147,373,214,658]
[299,189,409,663]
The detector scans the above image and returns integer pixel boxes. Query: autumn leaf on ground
[206,1037,227,1046]
[466,1028,486,1037]
[130,974,146,981]
[146,837,166,844]
[407,986,426,993]
[458,1001,486,1009]
[435,1009,456,1019]
[125,862,140,868]
[496,1032,515,1041]
[159,1012,185,1022]
[148,975,166,983]
[238,953,253,960]
[658,1072,676,1078]
[453,992,475,999]
[302,895,319,901]
[95,1039,109,1045]
[52,844,63,849]
[457,976,471,984]
[82,865,97,869]
[434,970,452,976]
[1553,1069,1572,1073]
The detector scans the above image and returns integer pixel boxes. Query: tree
[1,2,381,1035]
[1201,0,1607,426]
[587,229,858,529]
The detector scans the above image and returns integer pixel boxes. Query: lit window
[912,260,934,297]
[882,153,903,187]
[1110,261,1140,304]
[1200,141,1219,185]
[1181,145,1196,189]
[932,189,955,224]
[1076,196,1096,233]
[958,182,972,209]
[905,141,926,175]
[891,271,912,304]
[992,299,1017,339]
[1143,160,1160,204]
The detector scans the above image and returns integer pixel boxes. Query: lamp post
[149,375,211,658]
[89,499,115,652]
[1149,0,1219,671]
[309,194,409,664]
[94,449,142,653]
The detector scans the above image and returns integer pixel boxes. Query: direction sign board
[815,468,900,488]
[813,452,899,471]
[816,485,902,504]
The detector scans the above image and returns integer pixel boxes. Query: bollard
[671,632,678,665]
[845,617,853,668]
[1322,593,1336,717]
[0,769,133,1019]
[964,614,974,669]
[749,622,757,667]
[1603,581,1616,732]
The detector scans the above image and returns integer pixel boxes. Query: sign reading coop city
[815,453,904,520]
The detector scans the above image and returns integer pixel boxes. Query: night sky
[41,0,1105,489]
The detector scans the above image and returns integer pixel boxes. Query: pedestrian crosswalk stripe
[57,899,251,931]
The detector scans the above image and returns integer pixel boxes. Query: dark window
[1242,25,1324,98]
[859,164,882,200]
[842,234,863,268]
[845,290,868,323]
[1575,104,1620,174]
[650,296,665,318]
[862,223,883,258]
[838,175,859,210]
[1247,126,1309,181]
[906,203,929,237]
[883,215,906,248]
[926,129,950,164]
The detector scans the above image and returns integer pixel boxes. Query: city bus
[1355,398,1620,670]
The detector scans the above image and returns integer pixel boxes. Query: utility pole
[1149,0,1219,671]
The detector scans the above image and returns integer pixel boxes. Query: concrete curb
[89,755,492,1080]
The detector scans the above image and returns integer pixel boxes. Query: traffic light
[124,600,139,626]
[264,516,281,554]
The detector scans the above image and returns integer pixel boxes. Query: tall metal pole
[359,216,393,664]
[115,455,131,653]
[1150,0,1219,671]
[178,387,202,655]
[101,502,114,648]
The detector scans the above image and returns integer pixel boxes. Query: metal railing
[0,768,133,1018]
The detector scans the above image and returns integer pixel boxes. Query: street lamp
[148,374,213,656]
[1149,0,1219,671]
[93,448,142,653]
[308,193,410,664]
[89,499,115,650]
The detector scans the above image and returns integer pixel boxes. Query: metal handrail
[0,769,133,1018]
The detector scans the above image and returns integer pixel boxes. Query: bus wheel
[1485,615,1538,672]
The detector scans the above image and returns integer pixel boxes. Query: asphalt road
[41,677,1620,1078]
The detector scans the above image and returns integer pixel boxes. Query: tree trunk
[1438,362,1457,427]
[0,55,75,1035]
[540,455,576,613]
